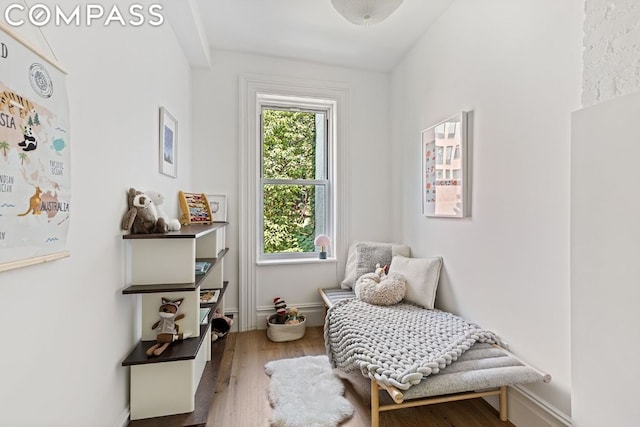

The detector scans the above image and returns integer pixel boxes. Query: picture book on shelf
[195,261,211,274]
[200,307,211,325]
[200,289,220,304]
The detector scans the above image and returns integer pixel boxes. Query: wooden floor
[206,326,515,427]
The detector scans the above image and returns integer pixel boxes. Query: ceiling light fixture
[330,0,404,26]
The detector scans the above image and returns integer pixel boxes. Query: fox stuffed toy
[146,298,192,357]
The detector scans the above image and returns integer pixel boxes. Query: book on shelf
[195,261,211,274]
[200,307,211,325]
[200,289,220,304]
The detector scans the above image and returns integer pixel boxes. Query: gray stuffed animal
[121,188,168,234]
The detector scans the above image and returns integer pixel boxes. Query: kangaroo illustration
[17,187,42,216]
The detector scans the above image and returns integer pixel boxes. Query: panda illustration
[18,126,37,151]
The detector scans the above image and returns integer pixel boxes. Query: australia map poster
[0,25,70,271]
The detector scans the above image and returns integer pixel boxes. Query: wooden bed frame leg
[371,380,380,427]
[499,386,508,421]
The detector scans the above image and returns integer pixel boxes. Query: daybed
[320,242,551,427]
[321,288,551,426]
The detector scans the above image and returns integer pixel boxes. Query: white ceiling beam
[161,0,211,69]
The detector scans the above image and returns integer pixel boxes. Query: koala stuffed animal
[121,188,168,234]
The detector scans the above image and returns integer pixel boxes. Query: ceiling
[176,0,454,72]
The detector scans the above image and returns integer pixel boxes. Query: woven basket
[266,314,306,342]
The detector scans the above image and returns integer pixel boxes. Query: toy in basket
[267,297,306,342]
[178,191,213,225]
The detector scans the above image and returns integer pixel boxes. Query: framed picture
[159,106,178,178]
[207,194,227,222]
[422,111,470,218]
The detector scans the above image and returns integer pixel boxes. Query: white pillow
[388,255,443,309]
[341,241,411,289]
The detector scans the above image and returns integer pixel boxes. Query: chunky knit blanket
[325,299,497,390]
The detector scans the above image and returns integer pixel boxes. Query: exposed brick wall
[583,0,640,106]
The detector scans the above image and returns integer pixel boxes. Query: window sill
[257,257,337,266]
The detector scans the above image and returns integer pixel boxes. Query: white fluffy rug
[265,355,354,427]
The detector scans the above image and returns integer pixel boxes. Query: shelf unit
[121,222,229,422]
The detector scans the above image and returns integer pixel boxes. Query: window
[445,146,453,165]
[240,75,347,330]
[436,146,444,165]
[258,96,333,261]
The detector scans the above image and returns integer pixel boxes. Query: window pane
[436,146,444,165]
[263,184,325,254]
[262,109,326,180]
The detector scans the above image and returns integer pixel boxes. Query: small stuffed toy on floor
[146,297,192,357]
[273,297,288,324]
[211,308,234,342]
[286,307,301,325]
[145,190,181,231]
[213,308,234,326]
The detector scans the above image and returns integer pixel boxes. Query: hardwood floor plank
[207,327,515,427]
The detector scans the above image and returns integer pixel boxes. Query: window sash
[260,105,328,181]
[262,178,329,186]
[258,102,333,260]
[259,181,329,258]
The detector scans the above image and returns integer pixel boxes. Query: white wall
[573,4,640,423]
[0,2,192,425]
[390,0,583,422]
[571,91,640,427]
[192,50,391,328]
[583,0,640,106]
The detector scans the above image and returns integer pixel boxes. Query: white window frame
[258,98,334,261]
[239,74,349,331]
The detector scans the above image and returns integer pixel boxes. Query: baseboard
[511,385,572,426]
[485,386,572,427]
[115,406,129,427]
[256,303,324,330]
